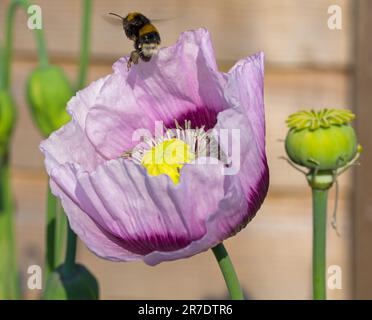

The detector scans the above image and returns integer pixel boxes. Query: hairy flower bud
[42,264,99,300]
[285,109,358,171]
[26,65,73,137]
[0,90,17,160]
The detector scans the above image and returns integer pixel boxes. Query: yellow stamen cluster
[141,138,195,184]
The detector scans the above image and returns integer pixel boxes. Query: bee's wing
[103,14,177,26]
[103,13,123,26]
[150,18,174,23]
[151,15,185,25]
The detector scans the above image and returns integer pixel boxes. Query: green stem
[45,0,92,279]
[1,0,18,89]
[1,0,49,90]
[63,223,77,276]
[76,0,92,90]
[212,243,244,300]
[19,0,49,66]
[45,186,56,277]
[0,155,19,299]
[312,188,328,300]
[0,46,3,89]
[45,186,66,277]
[55,200,67,265]
[59,0,93,277]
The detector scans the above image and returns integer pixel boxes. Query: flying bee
[109,12,161,69]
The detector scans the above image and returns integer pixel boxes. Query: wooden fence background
[0,0,357,299]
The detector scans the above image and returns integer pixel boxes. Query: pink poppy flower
[40,28,269,265]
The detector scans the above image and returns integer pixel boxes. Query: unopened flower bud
[26,65,73,137]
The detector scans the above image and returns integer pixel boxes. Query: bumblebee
[109,12,161,69]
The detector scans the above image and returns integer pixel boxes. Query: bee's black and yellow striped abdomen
[139,23,161,44]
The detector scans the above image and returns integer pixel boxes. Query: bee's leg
[127,50,140,70]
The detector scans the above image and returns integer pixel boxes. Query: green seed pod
[0,90,17,160]
[285,109,358,170]
[42,264,99,300]
[26,65,73,137]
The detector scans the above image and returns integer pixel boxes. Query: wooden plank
[0,0,352,67]
[352,0,372,300]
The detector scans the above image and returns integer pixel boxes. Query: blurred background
[0,0,371,299]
